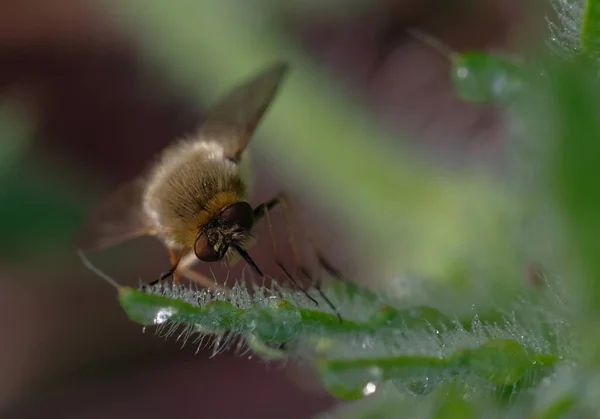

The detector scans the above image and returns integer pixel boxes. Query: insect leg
[170,248,183,284]
[295,263,342,322]
[148,248,219,289]
[278,261,319,306]
[277,195,342,321]
[254,193,342,320]
[253,192,301,266]
[149,247,185,286]
[253,192,316,304]
[175,251,223,289]
[301,229,345,322]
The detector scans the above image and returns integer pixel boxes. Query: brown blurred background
[0,0,547,418]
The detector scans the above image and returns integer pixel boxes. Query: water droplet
[247,299,301,343]
[361,336,375,349]
[318,362,383,400]
[362,382,377,396]
[153,308,175,325]
[492,74,507,97]
[456,66,469,79]
[393,376,438,396]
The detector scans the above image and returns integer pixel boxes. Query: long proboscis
[233,245,264,277]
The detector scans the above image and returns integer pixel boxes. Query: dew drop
[153,308,175,325]
[319,363,383,400]
[393,376,437,396]
[456,66,469,79]
[362,382,377,396]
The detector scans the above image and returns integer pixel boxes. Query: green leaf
[117,284,456,340]
[318,339,557,401]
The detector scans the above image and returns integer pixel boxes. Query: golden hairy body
[143,138,252,250]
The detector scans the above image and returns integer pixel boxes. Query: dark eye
[194,233,221,262]
[220,201,254,230]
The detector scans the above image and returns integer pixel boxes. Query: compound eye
[194,233,221,262]
[220,201,254,230]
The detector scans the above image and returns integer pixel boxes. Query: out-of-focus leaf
[581,0,600,60]
[452,52,528,104]
[546,56,600,318]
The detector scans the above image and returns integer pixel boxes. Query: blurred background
[0,0,548,418]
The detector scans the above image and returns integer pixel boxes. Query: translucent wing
[198,61,289,162]
[73,177,156,252]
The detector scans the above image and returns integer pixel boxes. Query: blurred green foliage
[0,164,85,260]
[0,102,87,262]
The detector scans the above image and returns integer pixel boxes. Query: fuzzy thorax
[142,138,248,250]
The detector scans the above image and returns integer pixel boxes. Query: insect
[74,62,291,287]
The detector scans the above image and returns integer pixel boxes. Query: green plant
[87,0,600,416]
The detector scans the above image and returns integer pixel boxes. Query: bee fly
[74,62,291,286]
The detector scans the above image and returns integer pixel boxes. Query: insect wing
[198,61,289,162]
[73,177,155,252]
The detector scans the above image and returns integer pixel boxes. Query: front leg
[149,247,185,286]
[253,192,286,222]
[253,192,343,321]
[148,247,221,289]
[253,192,301,264]
[176,250,224,289]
